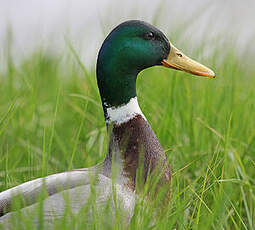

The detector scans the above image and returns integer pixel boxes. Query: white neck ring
[106,97,146,125]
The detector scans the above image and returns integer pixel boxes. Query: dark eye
[144,32,155,40]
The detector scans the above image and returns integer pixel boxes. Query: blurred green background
[0,0,254,229]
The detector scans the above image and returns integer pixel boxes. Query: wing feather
[0,173,135,229]
[0,169,98,216]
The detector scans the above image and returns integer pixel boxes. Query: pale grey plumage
[0,168,135,229]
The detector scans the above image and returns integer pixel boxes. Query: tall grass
[0,25,255,229]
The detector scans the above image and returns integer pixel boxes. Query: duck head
[96,20,215,121]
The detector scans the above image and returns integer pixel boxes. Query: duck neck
[97,71,139,120]
[96,45,141,120]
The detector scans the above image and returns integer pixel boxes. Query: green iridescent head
[96,20,170,108]
[96,20,215,115]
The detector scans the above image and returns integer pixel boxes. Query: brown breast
[103,114,171,198]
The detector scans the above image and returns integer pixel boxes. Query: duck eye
[144,32,155,40]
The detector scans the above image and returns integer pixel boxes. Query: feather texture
[0,169,135,229]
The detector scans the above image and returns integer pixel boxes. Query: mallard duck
[0,20,214,228]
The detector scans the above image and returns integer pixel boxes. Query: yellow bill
[162,43,215,77]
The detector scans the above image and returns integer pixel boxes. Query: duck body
[0,20,214,228]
